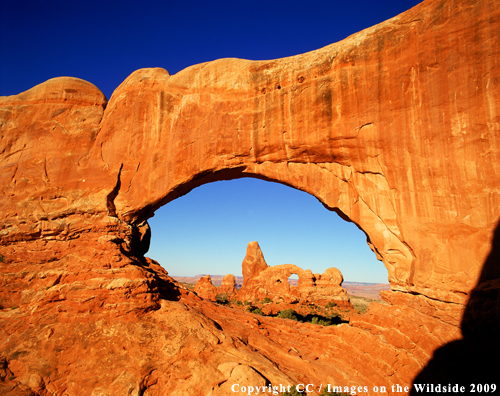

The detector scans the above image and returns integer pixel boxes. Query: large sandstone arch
[1,0,499,393]
[93,61,416,292]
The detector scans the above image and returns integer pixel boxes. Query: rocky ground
[181,279,387,320]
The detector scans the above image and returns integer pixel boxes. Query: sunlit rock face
[194,275,218,301]
[1,0,499,393]
[218,274,238,297]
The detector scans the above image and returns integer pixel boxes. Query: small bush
[0,254,4,263]
[215,294,229,305]
[251,307,264,316]
[262,297,273,304]
[277,309,298,321]
[234,300,243,306]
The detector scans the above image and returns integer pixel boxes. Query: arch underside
[140,165,412,290]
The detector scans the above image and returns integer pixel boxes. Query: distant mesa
[194,241,351,308]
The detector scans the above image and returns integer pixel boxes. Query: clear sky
[1,0,422,283]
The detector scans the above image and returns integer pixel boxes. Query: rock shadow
[410,220,500,393]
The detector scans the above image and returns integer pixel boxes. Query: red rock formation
[1,0,499,393]
[241,241,269,282]
[237,242,351,307]
[194,275,219,301]
[218,274,237,297]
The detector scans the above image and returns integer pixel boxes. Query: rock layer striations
[1,0,500,394]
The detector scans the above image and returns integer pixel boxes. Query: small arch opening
[287,274,299,289]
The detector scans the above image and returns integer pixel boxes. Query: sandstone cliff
[1,0,499,394]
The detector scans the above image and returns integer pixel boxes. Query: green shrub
[277,309,298,321]
[304,315,333,326]
[215,294,229,305]
[234,300,243,306]
[262,297,273,304]
[0,254,4,263]
[249,307,262,315]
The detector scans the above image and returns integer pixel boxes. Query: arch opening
[287,274,299,290]
[146,176,388,290]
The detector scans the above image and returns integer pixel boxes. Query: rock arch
[235,242,350,305]
[89,63,414,291]
[1,0,499,392]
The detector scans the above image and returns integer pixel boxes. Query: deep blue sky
[1,0,422,283]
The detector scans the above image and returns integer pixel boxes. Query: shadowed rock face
[1,0,500,394]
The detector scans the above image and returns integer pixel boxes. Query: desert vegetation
[214,297,353,326]
[275,308,344,326]
[215,293,230,305]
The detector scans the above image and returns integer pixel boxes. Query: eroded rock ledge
[1,0,499,394]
